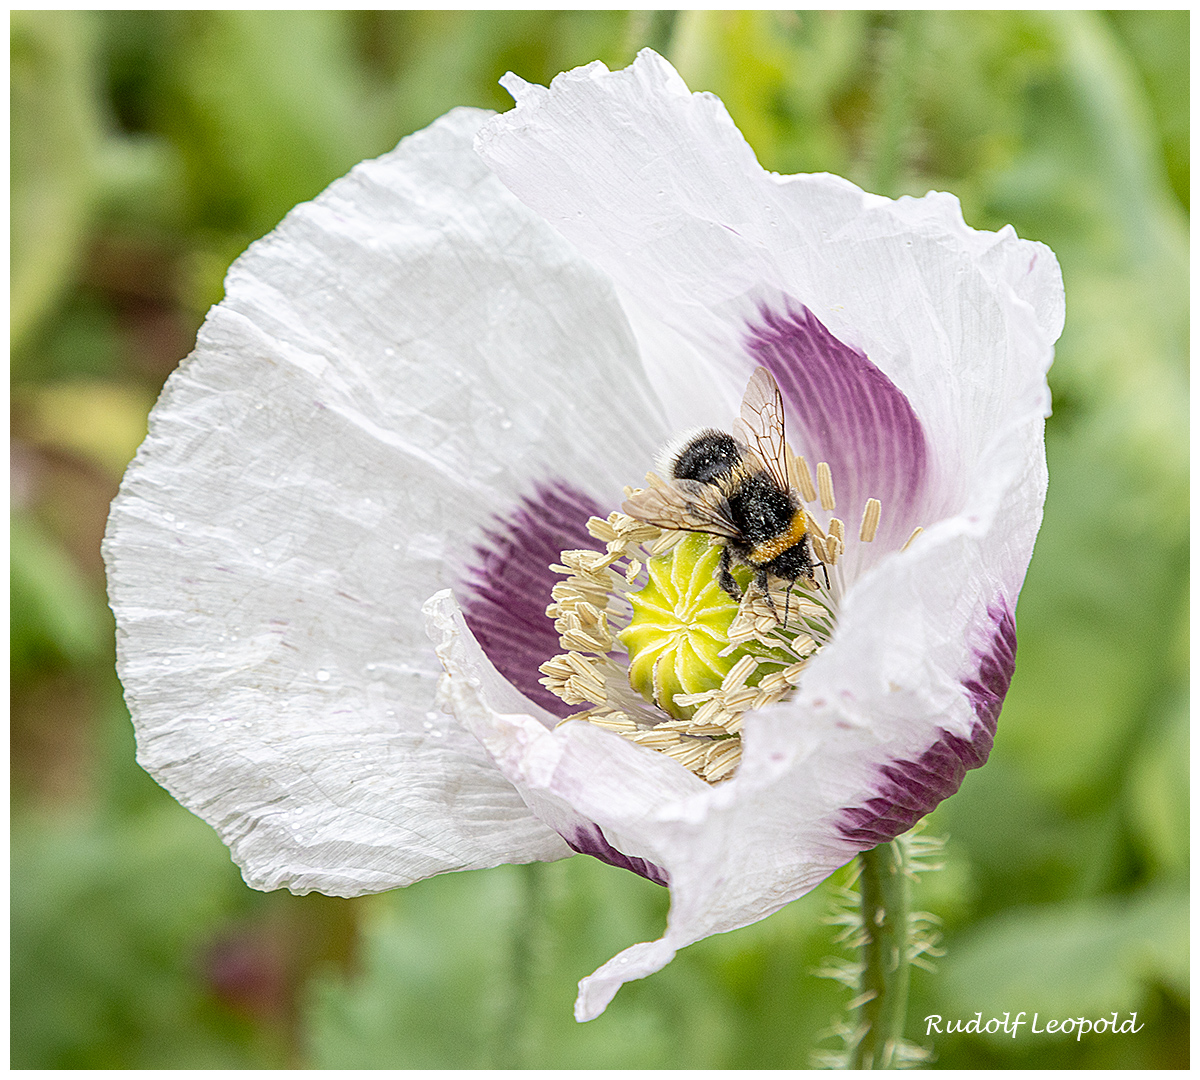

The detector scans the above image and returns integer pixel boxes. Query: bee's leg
[805,534,830,591]
[781,578,795,630]
[718,546,743,601]
[755,568,778,620]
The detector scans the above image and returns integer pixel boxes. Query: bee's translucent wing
[733,366,790,491]
[623,473,741,538]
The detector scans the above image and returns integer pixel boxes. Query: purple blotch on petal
[745,300,930,544]
[962,602,1017,735]
[460,482,604,720]
[566,823,670,887]
[838,602,1016,848]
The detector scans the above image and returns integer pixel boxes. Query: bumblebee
[623,366,820,608]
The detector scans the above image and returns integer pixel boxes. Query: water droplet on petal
[316,669,330,682]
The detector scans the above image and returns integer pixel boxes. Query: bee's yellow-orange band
[749,509,808,565]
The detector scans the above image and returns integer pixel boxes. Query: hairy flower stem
[850,840,912,1068]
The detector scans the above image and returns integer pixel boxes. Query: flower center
[539,456,886,784]
[618,533,797,720]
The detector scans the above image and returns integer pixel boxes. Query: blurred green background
[11,10,1188,1069]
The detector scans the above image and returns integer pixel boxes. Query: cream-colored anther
[583,711,638,734]
[829,535,844,564]
[704,741,742,781]
[630,727,681,750]
[585,516,620,543]
[817,462,836,510]
[664,739,709,769]
[783,661,809,685]
[757,670,789,696]
[566,652,607,700]
[673,688,719,708]
[859,498,881,542]
[721,654,760,694]
[902,525,924,552]
[647,530,684,557]
[790,451,818,502]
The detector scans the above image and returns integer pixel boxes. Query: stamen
[703,740,742,782]
[790,451,818,502]
[539,651,604,706]
[647,530,685,557]
[859,499,881,542]
[663,738,708,769]
[656,716,732,736]
[783,661,808,685]
[902,526,924,552]
[582,710,639,734]
[817,461,836,511]
[541,458,863,785]
[814,533,840,567]
[721,654,760,694]
[630,727,682,750]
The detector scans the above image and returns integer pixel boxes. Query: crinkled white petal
[105,107,671,895]
[477,50,1062,546]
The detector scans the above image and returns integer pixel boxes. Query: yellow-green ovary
[617,535,759,719]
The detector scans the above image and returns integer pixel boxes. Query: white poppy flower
[104,50,1064,1022]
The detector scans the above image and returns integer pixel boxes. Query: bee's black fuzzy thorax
[725,471,795,546]
[672,431,742,486]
